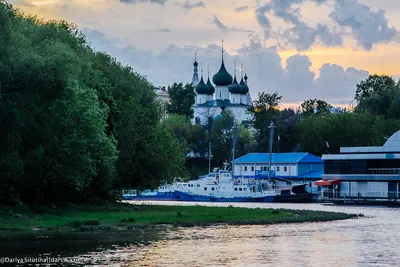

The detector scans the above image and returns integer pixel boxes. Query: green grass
[0,203,360,235]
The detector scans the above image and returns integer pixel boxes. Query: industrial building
[318,130,400,203]
[232,152,324,183]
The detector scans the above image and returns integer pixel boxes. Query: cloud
[175,0,205,12]
[315,63,369,102]
[212,16,253,33]
[157,28,172,32]
[255,0,343,50]
[120,0,167,5]
[255,0,398,51]
[235,6,248,13]
[212,16,229,32]
[329,0,399,50]
[82,28,369,105]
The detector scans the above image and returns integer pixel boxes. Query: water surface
[2,202,399,267]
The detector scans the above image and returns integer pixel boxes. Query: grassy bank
[0,203,361,239]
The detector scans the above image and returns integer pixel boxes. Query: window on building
[251,167,254,171]
[277,166,280,171]
[243,188,247,191]
[245,166,248,171]
[284,167,287,172]
[239,188,242,191]
[211,187,214,191]
[197,184,200,187]
[195,117,200,124]
[204,187,207,190]
[234,188,238,191]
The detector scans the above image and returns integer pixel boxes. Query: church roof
[206,77,215,95]
[195,77,209,94]
[240,77,249,94]
[228,76,242,94]
[212,60,233,86]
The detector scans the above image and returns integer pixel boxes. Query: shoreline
[0,203,362,241]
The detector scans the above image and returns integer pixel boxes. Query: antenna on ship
[231,121,237,178]
[208,142,212,173]
[268,121,276,182]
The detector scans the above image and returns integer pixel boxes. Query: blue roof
[233,153,323,164]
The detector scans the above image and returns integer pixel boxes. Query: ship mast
[268,121,276,182]
[231,121,237,177]
[208,142,212,173]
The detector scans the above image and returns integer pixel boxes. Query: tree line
[0,2,185,207]
[2,1,399,208]
[165,77,400,178]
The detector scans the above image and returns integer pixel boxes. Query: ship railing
[321,190,400,199]
[367,168,400,175]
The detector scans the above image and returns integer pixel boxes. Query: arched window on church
[195,117,201,124]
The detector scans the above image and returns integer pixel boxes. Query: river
[1,202,399,267]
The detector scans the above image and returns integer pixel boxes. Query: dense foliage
[0,2,185,207]
[166,83,196,119]
[2,1,400,208]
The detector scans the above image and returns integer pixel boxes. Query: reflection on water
[2,202,399,266]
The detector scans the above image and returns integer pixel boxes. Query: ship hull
[123,193,179,201]
[175,191,275,202]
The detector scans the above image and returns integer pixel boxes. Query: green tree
[249,92,282,152]
[166,82,196,119]
[295,111,391,156]
[208,110,253,166]
[355,74,396,101]
[301,99,332,116]
[0,1,188,207]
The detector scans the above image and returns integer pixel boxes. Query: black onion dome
[228,76,242,94]
[239,77,249,94]
[206,77,215,95]
[212,61,233,86]
[195,77,208,94]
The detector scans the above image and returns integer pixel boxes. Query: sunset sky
[7,0,400,106]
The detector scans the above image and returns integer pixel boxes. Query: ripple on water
[5,202,400,267]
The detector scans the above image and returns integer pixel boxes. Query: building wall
[196,94,209,104]
[192,106,221,125]
[226,106,253,123]
[298,163,324,176]
[240,94,248,105]
[192,105,253,125]
[215,85,229,100]
[230,93,241,104]
[234,163,299,177]
[339,181,389,197]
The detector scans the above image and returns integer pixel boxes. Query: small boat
[175,163,276,202]
[122,178,185,201]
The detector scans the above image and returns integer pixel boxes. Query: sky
[7,0,400,106]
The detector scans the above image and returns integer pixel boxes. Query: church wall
[227,106,253,123]
[215,85,229,100]
[230,93,241,104]
[196,94,209,104]
[192,106,221,125]
[240,94,248,105]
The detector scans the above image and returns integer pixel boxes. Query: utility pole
[268,121,276,181]
[231,121,237,177]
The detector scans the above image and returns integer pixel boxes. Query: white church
[190,48,254,126]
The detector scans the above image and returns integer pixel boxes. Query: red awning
[315,180,340,186]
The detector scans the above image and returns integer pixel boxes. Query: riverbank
[0,202,361,240]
